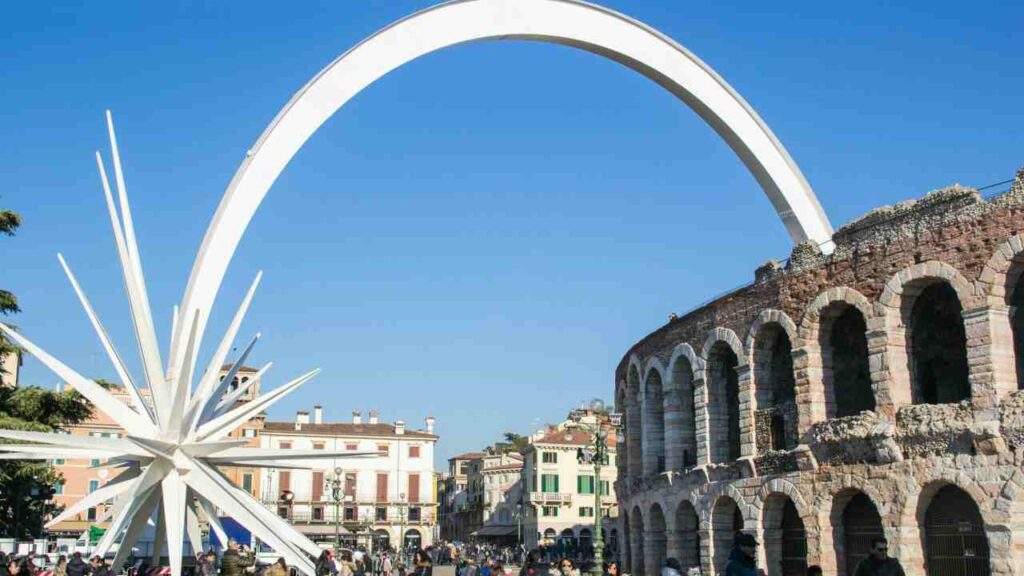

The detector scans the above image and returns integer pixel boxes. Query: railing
[263,501,437,525]
[528,492,573,505]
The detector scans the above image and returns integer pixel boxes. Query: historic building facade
[260,409,439,551]
[615,169,1024,576]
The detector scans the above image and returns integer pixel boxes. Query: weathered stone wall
[614,167,1024,576]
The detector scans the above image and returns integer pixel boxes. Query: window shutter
[345,473,357,497]
[376,473,388,502]
[313,471,324,500]
[409,473,420,503]
[554,475,559,492]
[280,471,291,492]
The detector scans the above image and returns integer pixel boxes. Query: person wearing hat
[724,533,765,576]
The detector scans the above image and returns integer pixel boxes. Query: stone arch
[702,330,745,463]
[642,358,667,476]
[627,362,643,481]
[668,344,702,469]
[879,261,974,406]
[761,494,809,576]
[647,503,668,574]
[827,488,887,576]
[673,499,701,573]
[175,0,837,367]
[796,287,875,426]
[747,310,799,452]
[630,506,646,576]
[708,494,747,575]
[978,234,1024,394]
[910,481,993,576]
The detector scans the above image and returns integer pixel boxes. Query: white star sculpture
[0,113,373,576]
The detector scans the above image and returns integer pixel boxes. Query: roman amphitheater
[614,168,1024,576]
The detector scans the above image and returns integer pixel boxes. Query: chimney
[314,405,323,424]
[369,410,380,425]
[352,411,362,425]
[296,411,309,430]
[425,416,435,434]
[395,420,405,435]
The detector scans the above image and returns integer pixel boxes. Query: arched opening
[675,501,700,572]
[833,491,883,576]
[372,529,390,554]
[608,529,619,563]
[762,495,806,576]
[627,366,643,479]
[558,528,577,559]
[820,303,874,418]
[644,369,665,475]
[578,528,593,561]
[922,485,990,576]
[630,507,645,576]
[616,386,629,484]
[707,342,741,462]
[403,528,422,551]
[1009,261,1024,389]
[670,356,698,468]
[648,504,667,573]
[754,323,797,452]
[906,282,970,404]
[712,497,744,574]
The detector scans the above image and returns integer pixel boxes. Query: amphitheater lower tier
[613,167,1024,576]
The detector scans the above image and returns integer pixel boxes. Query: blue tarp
[210,517,253,549]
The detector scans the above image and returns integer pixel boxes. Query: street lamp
[398,492,407,559]
[516,502,523,554]
[327,467,344,552]
[571,403,622,576]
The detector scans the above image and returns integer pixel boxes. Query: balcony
[528,492,572,505]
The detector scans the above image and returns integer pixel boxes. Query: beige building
[468,452,524,544]
[259,409,439,551]
[521,410,619,557]
[49,365,264,537]
[440,451,485,542]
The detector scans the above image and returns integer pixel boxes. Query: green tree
[0,208,99,539]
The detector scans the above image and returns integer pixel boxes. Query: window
[541,474,559,493]
[542,452,558,464]
[577,475,595,494]
[55,480,64,495]
[408,507,421,522]
[242,429,257,438]
[600,480,610,496]
[344,506,356,521]
[378,444,390,456]
[279,441,292,449]
[542,506,559,517]
[408,473,420,503]
[277,507,289,519]
[346,443,358,451]
[313,507,325,521]
[279,471,291,493]
[345,473,357,498]
[579,507,594,518]
[313,442,325,450]
[91,459,101,467]
[312,471,325,501]
[376,507,388,521]
[242,474,253,493]
[87,508,97,521]
[409,445,420,458]
[376,473,389,502]
[54,458,65,465]
[88,480,100,493]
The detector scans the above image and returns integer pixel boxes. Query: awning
[471,525,518,537]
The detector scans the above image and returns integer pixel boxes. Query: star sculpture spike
[0,113,376,576]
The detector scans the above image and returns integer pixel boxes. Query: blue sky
[2,1,1021,466]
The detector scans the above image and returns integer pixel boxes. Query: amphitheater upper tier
[612,167,1024,576]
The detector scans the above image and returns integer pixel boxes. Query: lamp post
[572,402,622,576]
[516,502,523,555]
[327,467,344,552]
[398,492,407,560]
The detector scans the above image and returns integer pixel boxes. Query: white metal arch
[172,0,835,371]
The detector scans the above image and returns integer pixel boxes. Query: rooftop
[262,421,437,439]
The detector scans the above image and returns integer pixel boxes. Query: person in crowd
[53,556,68,576]
[724,533,764,576]
[853,538,905,576]
[88,556,110,576]
[458,555,478,576]
[480,558,493,576]
[221,540,254,576]
[67,553,88,576]
[518,551,539,576]
[6,558,21,576]
[601,561,618,576]
[411,551,432,576]
[337,553,356,576]
[199,551,218,576]
[806,567,823,576]
[264,559,288,576]
[550,559,578,576]
[661,559,682,576]
[354,557,366,576]
[316,551,333,576]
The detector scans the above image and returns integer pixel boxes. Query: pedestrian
[67,554,88,576]
[549,559,578,576]
[381,553,393,576]
[411,551,432,576]
[265,559,288,576]
[480,559,492,576]
[661,559,682,576]
[317,551,334,576]
[458,556,477,576]
[220,540,254,576]
[200,551,218,576]
[7,558,21,576]
[723,533,764,576]
[853,538,905,576]
[338,553,355,576]
[518,551,539,576]
[54,556,68,576]
[601,561,618,576]
[806,567,823,576]
[88,556,110,576]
